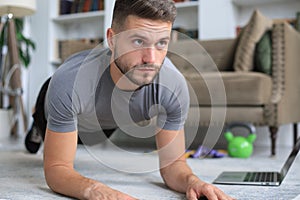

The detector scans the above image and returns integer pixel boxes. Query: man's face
[110,15,172,87]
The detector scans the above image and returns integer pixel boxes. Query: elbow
[44,165,71,194]
[44,166,60,193]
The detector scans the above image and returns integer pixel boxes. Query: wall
[235,1,300,26]
[199,0,237,40]
[27,0,52,125]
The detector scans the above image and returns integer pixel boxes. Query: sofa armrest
[270,22,300,124]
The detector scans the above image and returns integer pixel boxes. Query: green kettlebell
[224,122,257,158]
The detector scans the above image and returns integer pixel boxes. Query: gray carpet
[0,137,300,200]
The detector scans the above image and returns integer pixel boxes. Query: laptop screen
[280,137,300,178]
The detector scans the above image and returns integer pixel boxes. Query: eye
[156,40,168,50]
[132,39,144,48]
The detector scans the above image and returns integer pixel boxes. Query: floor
[0,134,300,200]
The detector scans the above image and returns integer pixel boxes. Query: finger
[186,189,199,200]
[200,185,218,200]
[206,188,221,200]
[204,193,218,200]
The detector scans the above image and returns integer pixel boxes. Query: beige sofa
[167,20,300,156]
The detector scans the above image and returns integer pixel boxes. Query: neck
[109,60,139,91]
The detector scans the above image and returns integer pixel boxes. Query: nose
[142,47,156,64]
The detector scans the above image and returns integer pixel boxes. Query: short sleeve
[46,72,79,133]
[157,58,190,130]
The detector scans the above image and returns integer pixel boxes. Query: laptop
[213,137,300,186]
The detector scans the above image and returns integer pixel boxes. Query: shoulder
[50,48,111,91]
[159,57,188,91]
[47,48,111,108]
[162,57,185,78]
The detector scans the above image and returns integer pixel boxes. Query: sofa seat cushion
[187,72,272,106]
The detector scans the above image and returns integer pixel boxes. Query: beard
[114,53,162,86]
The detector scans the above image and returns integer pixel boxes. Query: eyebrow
[128,33,170,42]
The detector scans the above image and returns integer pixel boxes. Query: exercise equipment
[224,122,256,158]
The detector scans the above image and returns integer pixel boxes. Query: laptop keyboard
[244,172,277,182]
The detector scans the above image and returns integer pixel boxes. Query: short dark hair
[111,0,177,31]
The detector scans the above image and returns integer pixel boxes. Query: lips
[134,64,159,71]
[136,68,156,72]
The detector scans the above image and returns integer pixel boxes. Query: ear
[106,28,115,50]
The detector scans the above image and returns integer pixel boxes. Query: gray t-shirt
[45,48,189,135]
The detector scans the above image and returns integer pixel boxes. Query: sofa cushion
[254,30,272,75]
[167,52,217,73]
[167,40,218,73]
[199,39,238,71]
[233,10,273,72]
[168,39,238,72]
[186,72,272,106]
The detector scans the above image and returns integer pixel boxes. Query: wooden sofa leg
[293,123,298,145]
[269,126,278,156]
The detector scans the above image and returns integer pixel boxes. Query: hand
[186,176,235,200]
[84,182,138,200]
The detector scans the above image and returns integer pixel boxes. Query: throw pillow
[254,30,272,75]
[233,10,273,72]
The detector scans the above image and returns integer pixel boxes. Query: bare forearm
[45,166,98,200]
[43,130,136,199]
[160,160,203,193]
[156,129,234,199]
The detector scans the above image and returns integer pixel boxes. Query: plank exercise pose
[25,0,235,199]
